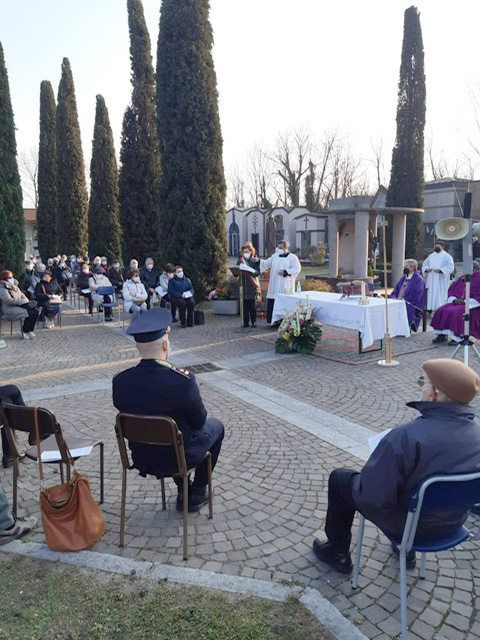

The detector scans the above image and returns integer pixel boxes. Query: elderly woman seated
[0,270,40,339]
[34,271,63,329]
[390,259,426,332]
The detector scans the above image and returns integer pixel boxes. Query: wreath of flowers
[275,297,322,354]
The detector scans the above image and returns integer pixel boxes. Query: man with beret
[312,358,480,574]
[112,308,225,511]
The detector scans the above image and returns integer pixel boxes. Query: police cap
[126,308,172,342]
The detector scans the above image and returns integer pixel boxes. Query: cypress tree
[55,58,88,255]
[386,6,426,258]
[156,0,227,297]
[119,0,160,263]
[37,80,57,260]
[88,95,122,261]
[0,42,25,278]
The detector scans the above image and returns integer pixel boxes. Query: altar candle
[361,281,366,299]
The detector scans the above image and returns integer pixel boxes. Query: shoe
[432,335,447,344]
[0,515,37,545]
[105,317,113,322]
[251,323,257,328]
[187,324,194,328]
[21,333,29,340]
[243,324,250,328]
[190,485,209,509]
[29,332,36,338]
[312,538,353,574]
[448,340,460,346]
[391,543,416,569]
[181,324,187,328]
[172,318,178,323]
[2,455,13,469]
[89,310,94,315]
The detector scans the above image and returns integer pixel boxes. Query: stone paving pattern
[1,300,480,639]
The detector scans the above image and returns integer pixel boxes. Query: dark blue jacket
[353,402,480,541]
[168,275,194,300]
[112,359,210,478]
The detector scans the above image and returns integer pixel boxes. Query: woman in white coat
[89,267,114,321]
[122,268,148,322]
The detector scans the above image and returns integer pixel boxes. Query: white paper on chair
[41,445,94,462]
[183,290,193,299]
[81,289,91,294]
[368,428,392,453]
[239,263,256,273]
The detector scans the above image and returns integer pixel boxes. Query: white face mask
[130,262,137,269]
[146,264,153,271]
[7,277,14,285]
[132,276,140,283]
[94,259,101,265]
[176,271,184,279]
[243,252,251,259]
[113,263,120,269]
[101,260,107,266]
[82,269,89,274]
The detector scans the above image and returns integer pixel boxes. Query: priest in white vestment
[261,239,301,323]
[422,240,454,312]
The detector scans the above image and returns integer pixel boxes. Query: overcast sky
[2,0,480,204]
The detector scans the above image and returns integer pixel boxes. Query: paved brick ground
[1,300,480,639]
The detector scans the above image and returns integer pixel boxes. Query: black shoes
[432,335,446,344]
[172,317,178,323]
[176,485,209,513]
[391,543,417,569]
[312,538,353,574]
[2,455,13,469]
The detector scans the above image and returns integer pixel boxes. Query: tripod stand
[450,272,480,365]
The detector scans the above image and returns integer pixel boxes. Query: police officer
[113,308,224,512]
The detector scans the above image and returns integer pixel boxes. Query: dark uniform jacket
[113,359,211,478]
[353,402,480,541]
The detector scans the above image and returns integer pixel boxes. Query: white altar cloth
[271,291,410,349]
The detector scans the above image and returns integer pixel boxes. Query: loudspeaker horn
[435,217,469,241]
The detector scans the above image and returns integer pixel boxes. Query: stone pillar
[392,212,406,287]
[353,210,369,279]
[328,213,339,277]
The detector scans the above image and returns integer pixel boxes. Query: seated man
[390,259,426,332]
[168,265,195,328]
[312,358,480,574]
[431,259,480,345]
[112,308,224,511]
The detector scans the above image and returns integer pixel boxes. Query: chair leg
[120,469,127,547]
[419,552,426,579]
[99,443,104,504]
[59,461,64,484]
[161,478,166,510]
[183,473,188,560]
[207,453,213,519]
[399,550,409,640]
[351,514,365,590]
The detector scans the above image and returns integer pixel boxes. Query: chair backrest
[115,412,188,476]
[404,472,480,548]
[96,286,115,296]
[0,403,68,461]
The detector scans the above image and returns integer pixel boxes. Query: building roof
[24,208,36,222]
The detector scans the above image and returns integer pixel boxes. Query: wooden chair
[115,412,213,560]
[1,404,104,516]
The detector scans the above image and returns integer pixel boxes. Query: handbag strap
[34,405,44,483]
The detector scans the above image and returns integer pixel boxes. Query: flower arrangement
[208,278,239,301]
[275,297,322,354]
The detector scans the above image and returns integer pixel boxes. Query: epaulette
[170,365,191,379]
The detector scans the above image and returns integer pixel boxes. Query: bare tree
[18,146,39,208]
[245,143,277,208]
[426,132,475,181]
[324,134,369,202]
[369,136,386,188]
[226,163,246,208]
[273,126,313,206]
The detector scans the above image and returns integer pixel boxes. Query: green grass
[0,554,333,640]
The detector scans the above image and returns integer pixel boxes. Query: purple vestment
[390,271,426,330]
[431,272,480,338]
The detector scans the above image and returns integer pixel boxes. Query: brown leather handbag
[34,406,105,551]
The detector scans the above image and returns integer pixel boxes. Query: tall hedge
[119,0,160,263]
[156,0,227,297]
[55,58,88,255]
[386,6,426,258]
[0,42,25,278]
[88,95,122,261]
[37,80,57,260]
